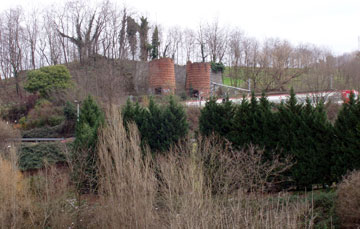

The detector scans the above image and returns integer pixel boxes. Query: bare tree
[183,28,196,62]
[25,9,40,69]
[197,23,208,62]
[260,38,309,92]
[227,29,244,87]
[1,8,24,97]
[206,18,228,63]
[118,7,127,60]
[55,0,109,63]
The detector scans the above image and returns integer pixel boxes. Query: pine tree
[199,96,235,139]
[333,92,360,181]
[162,96,189,150]
[122,97,188,154]
[74,96,104,193]
[230,95,251,147]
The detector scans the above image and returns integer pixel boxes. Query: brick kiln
[148,58,176,95]
[185,61,211,97]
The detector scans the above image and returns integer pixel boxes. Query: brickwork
[149,58,176,94]
[186,61,211,97]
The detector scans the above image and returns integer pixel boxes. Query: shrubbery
[336,170,360,228]
[18,143,67,171]
[122,96,188,153]
[199,89,357,189]
[73,95,104,192]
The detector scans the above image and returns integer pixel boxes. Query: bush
[73,95,104,193]
[18,143,67,171]
[21,123,64,138]
[122,96,189,153]
[211,62,225,73]
[311,191,338,228]
[63,101,77,121]
[48,115,65,126]
[24,64,73,98]
[22,100,64,129]
[336,170,360,228]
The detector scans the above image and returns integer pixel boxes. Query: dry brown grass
[96,108,158,228]
[0,119,19,150]
[0,146,32,228]
[0,110,316,228]
[94,108,314,228]
[337,170,360,228]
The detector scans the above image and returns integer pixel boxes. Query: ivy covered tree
[73,96,104,193]
[139,16,150,61]
[24,65,73,98]
[332,92,360,181]
[151,26,159,60]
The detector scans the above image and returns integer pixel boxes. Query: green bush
[64,101,77,121]
[122,96,188,154]
[18,143,67,171]
[311,191,338,228]
[24,64,73,98]
[74,96,104,193]
[211,62,225,73]
[21,123,64,138]
[48,115,65,126]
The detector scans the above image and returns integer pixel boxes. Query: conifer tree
[74,96,104,192]
[333,92,360,181]
[162,96,189,149]
[199,96,235,139]
[230,94,251,147]
[122,97,188,154]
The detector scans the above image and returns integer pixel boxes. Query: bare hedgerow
[194,135,293,194]
[337,170,360,228]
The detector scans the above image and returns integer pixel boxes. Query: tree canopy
[24,65,72,98]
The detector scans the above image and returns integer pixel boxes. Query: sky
[2,0,360,55]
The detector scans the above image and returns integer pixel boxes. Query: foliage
[199,88,337,189]
[63,101,77,122]
[332,92,360,181]
[73,95,104,192]
[24,65,72,98]
[122,96,188,153]
[21,100,64,129]
[139,16,150,61]
[211,61,225,73]
[18,143,67,171]
[21,123,65,138]
[199,96,235,138]
[151,26,159,60]
[310,190,339,228]
[276,88,334,189]
[336,170,360,228]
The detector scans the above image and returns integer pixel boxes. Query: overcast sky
[2,0,360,55]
